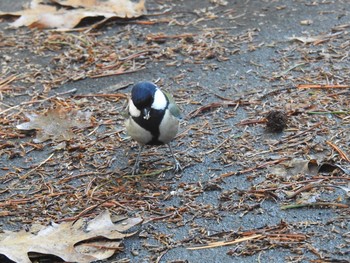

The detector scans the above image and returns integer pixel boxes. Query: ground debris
[0,210,142,263]
[1,0,350,262]
[265,110,288,132]
[0,0,146,30]
[17,105,92,143]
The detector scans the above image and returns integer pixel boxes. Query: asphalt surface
[1,0,350,263]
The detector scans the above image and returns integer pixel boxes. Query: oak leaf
[0,0,146,29]
[16,107,92,143]
[0,210,142,263]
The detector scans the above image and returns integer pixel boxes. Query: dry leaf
[300,19,313,25]
[287,32,342,44]
[75,240,122,260]
[287,35,326,44]
[0,0,146,29]
[0,210,142,263]
[296,192,319,204]
[16,107,92,143]
[268,158,319,177]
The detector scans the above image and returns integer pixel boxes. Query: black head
[131,81,157,110]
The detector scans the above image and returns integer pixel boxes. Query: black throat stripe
[132,108,166,145]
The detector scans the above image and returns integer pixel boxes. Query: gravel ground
[0,0,350,263]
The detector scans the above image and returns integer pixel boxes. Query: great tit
[125,81,182,175]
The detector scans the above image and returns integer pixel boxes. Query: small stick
[220,157,289,178]
[143,213,174,224]
[205,134,240,154]
[285,180,324,199]
[0,88,77,115]
[20,153,54,179]
[326,140,350,163]
[123,167,173,178]
[187,234,262,250]
[298,84,350,89]
[307,111,348,115]
[187,101,239,119]
[281,202,348,210]
[266,233,306,241]
[89,68,144,78]
[274,63,307,78]
[273,122,322,146]
[0,74,18,88]
[59,195,118,223]
[74,93,127,99]
[119,50,157,61]
[237,119,266,126]
[146,33,195,41]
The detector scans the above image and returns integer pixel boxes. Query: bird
[125,81,182,175]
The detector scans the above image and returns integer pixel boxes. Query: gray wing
[164,91,182,119]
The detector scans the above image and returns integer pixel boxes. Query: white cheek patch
[151,89,167,110]
[129,99,141,117]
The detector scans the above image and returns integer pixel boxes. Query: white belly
[158,110,179,144]
[125,118,153,145]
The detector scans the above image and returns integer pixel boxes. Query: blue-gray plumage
[125,81,182,175]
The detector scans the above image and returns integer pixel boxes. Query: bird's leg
[167,143,182,173]
[132,145,144,175]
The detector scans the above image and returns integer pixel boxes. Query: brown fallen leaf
[0,0,146,29]
[16,107,92,143]
[75,240,123,260]
[287,32,342,45]
[0,210,142,263]
[267,158,319,177]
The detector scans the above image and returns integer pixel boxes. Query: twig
[0,74,18,89]
[123,167,173,178]
[146,33,196,42]
[187,234,262,250]
[20,153,55,179]
[156,249,169,263]
[205,134,240,154]
[328,91,350,97]
[119,50,158,61]
[265,233,306,241]
[74,93,127,99]
[274,63,307,78]
[307,111,348,115]
[237,119,266,126]
[298,84,350,89]
[187,101,239,119]
[59,195,118,223]
[326,140,350,163]
[220,157,289,178]
[0,88,77,115]
[313,175,350,180]
[143,213,174,224]
[89,67,144,78]
[273,122,322,146]
[281,202,348,210]
[285,180,324,199]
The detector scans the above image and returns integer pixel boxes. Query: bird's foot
[131,163,140,175]
[173,160,183,173]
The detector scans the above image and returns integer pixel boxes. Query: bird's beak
[143,108,151,120]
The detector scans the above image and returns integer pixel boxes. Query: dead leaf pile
[0,210,142,263]
[0,0,146,30]
[17,106,92,143]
